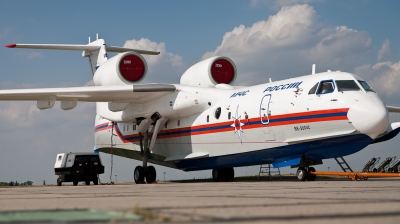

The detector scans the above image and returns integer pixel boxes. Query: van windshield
[335,80,361,91]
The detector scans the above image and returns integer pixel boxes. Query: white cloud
[377,39,390,61]
[123,38,187,83]
[355,60,400,98]
[250,0,323,10]
[202,4,372,85]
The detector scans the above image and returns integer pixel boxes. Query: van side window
[308,83,318,94]
[316,80,335,94]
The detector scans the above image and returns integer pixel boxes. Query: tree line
[0,181,33,186]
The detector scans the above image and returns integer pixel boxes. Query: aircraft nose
[347,96,389,139]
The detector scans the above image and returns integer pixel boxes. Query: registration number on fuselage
[294,125,310,131]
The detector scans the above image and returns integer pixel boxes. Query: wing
[387,106,400,113]
[0,84,176,103]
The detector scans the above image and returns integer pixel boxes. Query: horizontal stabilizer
[5,43,160,55]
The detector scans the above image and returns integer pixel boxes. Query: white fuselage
[94,71,388,171]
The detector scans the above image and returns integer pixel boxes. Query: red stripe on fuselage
[94,108,349,143]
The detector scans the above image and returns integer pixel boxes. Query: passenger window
[214,107,221,119]
[316,81,335,94]
[164,121,168,129]
[207,115,209,123]
[177,120,180,127]
[308,83,318,94]
[228,112,231,120]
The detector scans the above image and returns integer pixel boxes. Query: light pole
[163,172,166,181]
[328,167,330,172]
[115,175,117,183]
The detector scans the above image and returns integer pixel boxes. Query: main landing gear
[134,165,156,184]
[133,113,167,184]
[296,167,316,181]
[212,168,235,182]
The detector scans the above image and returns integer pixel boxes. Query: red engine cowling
[93,51,148,86]
[180,56,237,87]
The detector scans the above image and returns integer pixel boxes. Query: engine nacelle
[93,51,148,86]
[180,56,237,87]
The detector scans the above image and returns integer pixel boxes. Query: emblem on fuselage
[231,105,245,143]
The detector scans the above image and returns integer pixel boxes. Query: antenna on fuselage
[312,64,316,75]
[269,78,272,83]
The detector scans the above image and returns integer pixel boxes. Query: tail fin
[5,34,160,75]
[84,36,108,75]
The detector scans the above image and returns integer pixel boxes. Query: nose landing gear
[296,167,316,181]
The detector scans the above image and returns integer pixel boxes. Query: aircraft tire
[146,166,157,183]
[134,166,145,184]
[226,168,235,181]
[296,167,307,181]
[212,169,226,182]
[307,167,316,181]
[212,169,219,182]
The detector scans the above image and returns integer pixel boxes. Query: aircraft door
[107,122,117,146]
[260,94,272,125]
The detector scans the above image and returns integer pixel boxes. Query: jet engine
[93,51,148,86]
[180,56,237,87]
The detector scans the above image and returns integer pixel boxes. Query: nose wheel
[296,167,316,181]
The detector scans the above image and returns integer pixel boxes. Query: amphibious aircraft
[2,35,400,184]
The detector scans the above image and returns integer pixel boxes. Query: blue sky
[1,0,400,184]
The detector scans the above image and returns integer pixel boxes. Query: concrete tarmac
[1,178,400,223]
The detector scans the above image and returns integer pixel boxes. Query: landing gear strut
[212,168,234,182]
[296,167,316,181]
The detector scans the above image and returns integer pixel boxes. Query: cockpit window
[308,83,318,94]
[335,80,361,92]
[316,80,335,94]
[358,80,376,93]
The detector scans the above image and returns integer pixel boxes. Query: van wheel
[57,178,62,186]
[73,179,78,186]
[85,180,90,185]
[93,177,98,185]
